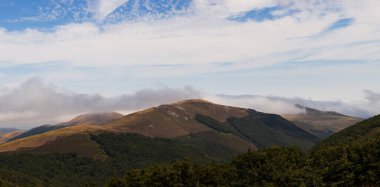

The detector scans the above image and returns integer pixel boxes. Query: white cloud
[0,0,379,71]
[0,78,201,129]
[209,92,379,119]
[0,0,379,125]
[88,0,130,21]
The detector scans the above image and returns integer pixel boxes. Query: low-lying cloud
[209,94,373,119]
[0,78,379,129]
[0,78,201,129]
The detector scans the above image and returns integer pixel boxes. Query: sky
[0,0,380,129]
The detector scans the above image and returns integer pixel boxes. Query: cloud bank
[0,78,201,129]
[0,78,379,129]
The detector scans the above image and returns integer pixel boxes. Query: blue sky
[0,0,380,128]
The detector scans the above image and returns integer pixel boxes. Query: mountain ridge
[0,99,319,157]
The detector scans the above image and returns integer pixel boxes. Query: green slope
[317,114,380,147]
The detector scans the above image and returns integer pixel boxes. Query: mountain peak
[173,99,213,105]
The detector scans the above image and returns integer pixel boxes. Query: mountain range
[0,99,377,186]
[0,99,359,157]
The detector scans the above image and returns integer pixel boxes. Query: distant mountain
[7,125,66,142]
[0,99,319,158]
[0,128,24,143]
[0,128,19,134]
[8,112,124,142]
[283,105,361,138]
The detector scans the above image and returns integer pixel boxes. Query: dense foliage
[0,168,44,187]
[195,114,235,133]
[109,147,321,187]
[109,134,380,187]
[197,110,320,150]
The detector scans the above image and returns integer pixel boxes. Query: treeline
[108,134,380,187]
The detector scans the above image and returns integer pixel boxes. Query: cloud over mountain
[0,78,200,128]
[0,78,379,129]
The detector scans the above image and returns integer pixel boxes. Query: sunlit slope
[0,125,112,154]
[106,99,248,137]
[9,112,124,141]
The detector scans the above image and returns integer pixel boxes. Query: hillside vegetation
[0,100,374,186]
[0,132,240,186]
[109,114,380,186]
[0,113,377,186]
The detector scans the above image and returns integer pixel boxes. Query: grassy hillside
[0,125,110,153]
[106,99,248,138]
[9,112,123,142]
